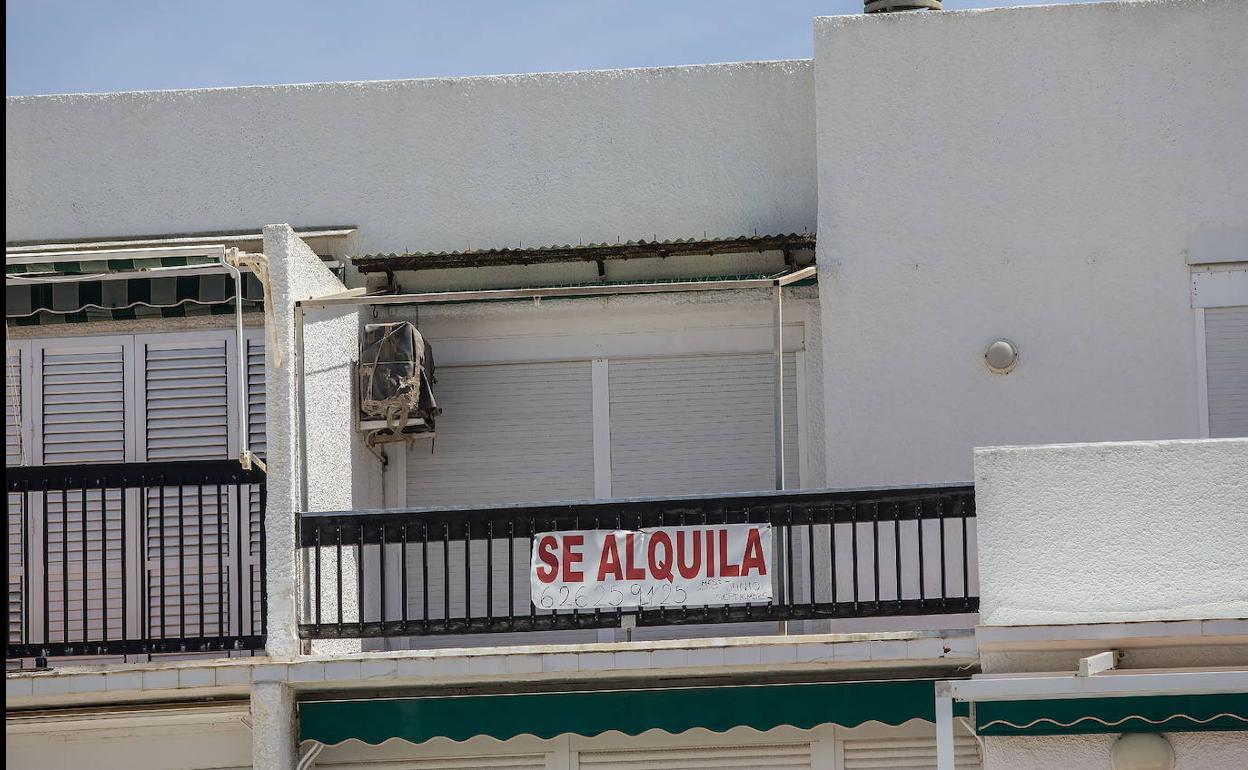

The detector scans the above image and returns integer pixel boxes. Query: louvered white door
[577,742,811,769]
[1205,306,1248,438]
[7,344,28,642]
[841,736,980,769]
[245,336,266,631]
[404,361,594,625]
[40,343,129,464]
[608,353,800,497]
[141,337,234,641]
[36,341,132,645]
[142,339,231,460]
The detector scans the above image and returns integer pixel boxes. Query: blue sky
[7,0,1085,96]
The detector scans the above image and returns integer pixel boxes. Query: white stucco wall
[975,438,1248,626]
[813,0,1248,487]
[5,61,815,252]
[5,708,252,770]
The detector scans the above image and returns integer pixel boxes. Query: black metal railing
[5,460,266,663]
[298,485,977,640]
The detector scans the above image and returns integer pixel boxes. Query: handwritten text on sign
[530,524,772,610]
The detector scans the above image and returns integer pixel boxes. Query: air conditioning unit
[357,321,440,442]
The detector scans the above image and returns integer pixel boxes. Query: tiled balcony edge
[7,629,976,709]
[975,618,1248,651]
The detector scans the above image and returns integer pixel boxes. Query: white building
[5,1,1247,769]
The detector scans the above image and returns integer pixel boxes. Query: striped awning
[6,267,263,325]
[5,254,220,276]
[299,680,968,747]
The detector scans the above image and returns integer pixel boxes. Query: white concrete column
[251,680,298,770]
[934,681,956,770]
[263,224,366,658]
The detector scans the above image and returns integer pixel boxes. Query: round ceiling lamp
[1111,733,1175,770]
[984,339,1019,374]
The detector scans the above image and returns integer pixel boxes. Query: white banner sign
[530,524,772,611]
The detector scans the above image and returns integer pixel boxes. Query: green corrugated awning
[975,693,1248,736]
[299,680,967,746]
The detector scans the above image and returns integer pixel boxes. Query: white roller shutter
[578,742,810,770]
[406,361,595,506]
[609,353,800,497]
[841,736,980,770]
[1206,306,1248,438]
[403,361,593,626]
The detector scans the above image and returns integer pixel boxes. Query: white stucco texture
[983,731,1247,770]
[813,0,1248,487]
[975,439,1248,626]
[5,61,815,252]
[262,224,364,656]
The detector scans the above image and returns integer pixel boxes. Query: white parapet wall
[975,438,1248,627]
[5,61,815,253]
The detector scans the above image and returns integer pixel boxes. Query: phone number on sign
[534,580,771,610]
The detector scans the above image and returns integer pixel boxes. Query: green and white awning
[975,693,1248,736]
[299,680,968,746]
[6,256,263,325]
[6,254,221,276]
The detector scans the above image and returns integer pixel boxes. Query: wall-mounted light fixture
[984,339,1019,374]
[1112,733,1175,770]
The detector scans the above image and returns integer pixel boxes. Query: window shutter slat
[41,347,126,464]
[1206,306,1248,438]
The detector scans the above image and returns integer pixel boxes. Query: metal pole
[773,283,785,491]
[220,253,251,465]
[772,283,787,629]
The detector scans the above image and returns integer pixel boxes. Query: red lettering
[624,533,645,580]
[718,529,740,577]
[740,528,767,576]
[536,535,559,583]
[562,534,584,582]
[705,528,716,577]
[648,531,674,581]
[676,530,702,579]
[597,534,624,580]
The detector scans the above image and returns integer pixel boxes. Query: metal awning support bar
[5,244,228,265]
[298,276,784,309]
[934,668,1248,770]
[5,227,357,254]
[3,242,257,469]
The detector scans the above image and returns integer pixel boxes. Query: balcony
[5,460,267,667]
[298,484,978,642]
